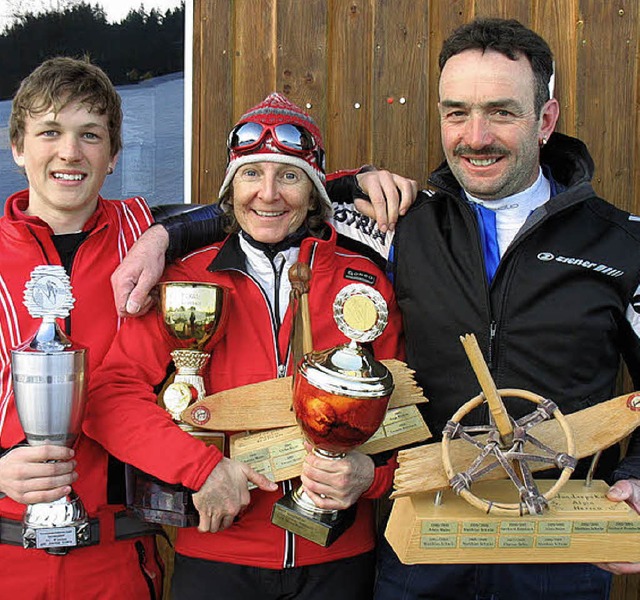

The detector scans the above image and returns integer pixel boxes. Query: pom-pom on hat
[219,93,331,212]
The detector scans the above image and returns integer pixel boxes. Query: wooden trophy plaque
[385,333,640,564]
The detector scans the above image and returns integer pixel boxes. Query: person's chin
[250,229,286,244]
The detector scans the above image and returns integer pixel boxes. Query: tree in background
[0,1,185,99]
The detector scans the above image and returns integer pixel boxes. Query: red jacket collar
[4,189,105,234]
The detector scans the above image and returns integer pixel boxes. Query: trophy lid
[299,343,393,398]
[297,284,394,399]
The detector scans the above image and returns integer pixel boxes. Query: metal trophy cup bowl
[128,281,227,527]
[272,284,394,547]
[10,266,89,554]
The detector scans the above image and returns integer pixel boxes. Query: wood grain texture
[181,359,426,430]
[192,0,640,217]
[392,392,640,498]
[577,0,639,213]
[233,0,276,112]
[326,0,373,171]
[371,0,429,178]
[277,0,328,135]
[193,0,232,204]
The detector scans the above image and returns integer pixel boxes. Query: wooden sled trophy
[386,333,640,564]
[133,263,431,543]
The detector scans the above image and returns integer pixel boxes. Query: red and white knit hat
[218,92,331,211]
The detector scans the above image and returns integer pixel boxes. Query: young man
[112,18,640,600]
[0,56,167,599]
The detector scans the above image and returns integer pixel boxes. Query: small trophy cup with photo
[11,265,89,554]
[127,281,227,527]
[271,284,394,546]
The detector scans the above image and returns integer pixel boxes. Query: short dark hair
[439,18,554,116]
[10,56,122,156]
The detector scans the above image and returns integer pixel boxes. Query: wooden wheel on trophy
[440,335,577,516]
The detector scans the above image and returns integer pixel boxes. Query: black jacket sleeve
[150,203,228,263]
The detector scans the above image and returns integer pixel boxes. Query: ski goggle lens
[228,122,316,153]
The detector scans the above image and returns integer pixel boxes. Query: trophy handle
[289,263,314,363]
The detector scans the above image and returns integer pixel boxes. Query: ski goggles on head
[227,122,325,170]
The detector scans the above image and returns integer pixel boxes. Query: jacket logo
[344,268,377,286]
[537,252,624,278]
[332,207,388,245]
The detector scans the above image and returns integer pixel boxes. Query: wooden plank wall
[192,0,639,216]
[185,2,640,599]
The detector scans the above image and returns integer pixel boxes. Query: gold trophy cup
[127,281,227,526]
[271,284,394,546]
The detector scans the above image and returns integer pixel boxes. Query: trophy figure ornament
[11,265,89,554]
[272,283,394,546]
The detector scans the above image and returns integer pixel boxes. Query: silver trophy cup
[11,266,89,553]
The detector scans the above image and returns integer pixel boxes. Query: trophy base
[127,468,199,527]
[126,429,224,527]
[385,479,640,564]
[271,489,357,547]
[24,492,90,554]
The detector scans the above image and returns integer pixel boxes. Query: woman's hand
[300,443,374,510]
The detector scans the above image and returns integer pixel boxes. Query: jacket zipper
[227,261,296,567]
[267,253,297,568]
[488,321,497,370]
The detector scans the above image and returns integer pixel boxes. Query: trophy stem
[313,448,346,460]
[291,486,338,517]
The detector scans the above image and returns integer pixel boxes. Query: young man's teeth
[53,173,84,181]
[469,158,498,167]
[255,210,284,217]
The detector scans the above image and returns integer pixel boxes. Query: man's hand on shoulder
[112,224,169,318]
[355,169,418,233]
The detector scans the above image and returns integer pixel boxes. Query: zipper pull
[488,321,497,369]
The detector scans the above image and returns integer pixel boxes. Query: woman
[85,93,404,599]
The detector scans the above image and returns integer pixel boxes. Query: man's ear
[11,144,25,168]
[109,151,120,174]
[539,98,560,142]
